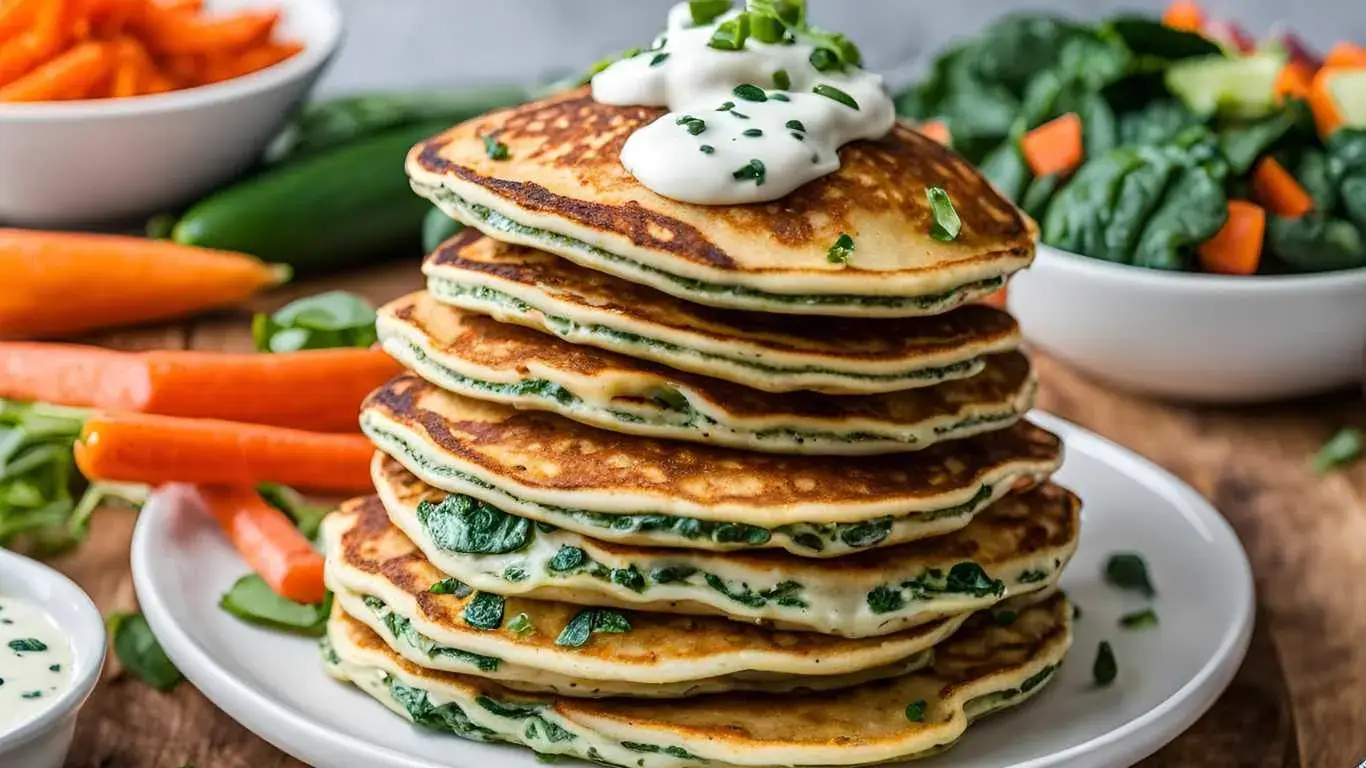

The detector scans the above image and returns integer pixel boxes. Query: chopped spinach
[904,699,928,722]
[107,612,183,692]
[1103,552,1156,597]
[1119,608,1159,629]
[554,609,632,647]
[429,578,473,598]
[548,545,587,572]
[391,681,497,740]
[7,638,46,652]
[463,593,506,630]
[418,494,532,555]
[1093,640,1118,686]
[826,232,855,265]
[219,575,331,636]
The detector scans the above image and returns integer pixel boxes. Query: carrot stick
[1324,42,1366,69]
[1275,61,1314,102]
[74,413,374,494]
[0,40,112,101]
[1161,1,1205,32]
[1250,157,1314,218]
[1309,67,1349,137]
[196,485,325,604]
[0,0,42,42]
[980,287,1008,310]
[200,40,300,83]
[1021,113,1083,177]
[0,229,289,339]
[1198,200,1265,276]
[137,5,278,55]
[0,344,399,431]
[161,0,202,12]
[917,120,951,146]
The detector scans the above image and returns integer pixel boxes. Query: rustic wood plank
[54,272,1341,767]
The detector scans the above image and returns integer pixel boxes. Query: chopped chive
[769,92,790,101]
[1311,427,1362,474]
[729,110,750,119]
[809,47,840,72]
[699,144,715,154]
[481,134,509,161]
[827,232,855,265]
[688,0,732,26]
[790,131,805,141]
[1093,641,1117,686]
[649,52,671,66]
[506,613,535,636]
[812,84,858,110]
[772,69,791,89]
[1119,608,1158,629]
[716,100,735,111]
[21,690,42,699]
[708,12,750,51]
[1104,553,1156,598]
[676,115,707,135]
[904,699,927,722]
[732,159,766,186]
[926,187,961,241]
[733,83,768,102]
[785,119,806,132]
[742,128,764,137]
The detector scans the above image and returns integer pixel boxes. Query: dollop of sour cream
[591,3,895,205]
[0,596,73,734]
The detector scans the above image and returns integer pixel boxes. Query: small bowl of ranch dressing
[0,548,106,768]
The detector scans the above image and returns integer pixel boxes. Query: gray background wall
[320,1,1363,94]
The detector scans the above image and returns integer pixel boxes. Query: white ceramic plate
[131,413,1254,768]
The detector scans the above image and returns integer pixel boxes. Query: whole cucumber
[173,121,452,271]
[265,86,532,165]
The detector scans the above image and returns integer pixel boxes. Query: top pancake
[407,88,1035,317]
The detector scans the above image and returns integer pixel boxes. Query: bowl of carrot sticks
[0,0,341,226]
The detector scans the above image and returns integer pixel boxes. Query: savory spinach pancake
[378,291,1037,455]
[325,496,976,698]
[326,592,1072,767]
[423,232,1020,395]
[360,374,1064,557]
[406,88,1035,317]
[371,457,1078,637]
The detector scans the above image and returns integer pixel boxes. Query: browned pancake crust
[425,231,1020,366]
[409,88,1033,284]
[363,373,1063,514]
[387,290,1033,425]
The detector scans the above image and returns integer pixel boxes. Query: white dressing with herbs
[0,597,73,733]
[591,2,895,205]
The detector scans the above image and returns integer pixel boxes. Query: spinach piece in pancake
[368,597,502,671]
[418,493,532,555]
[554,608,632,648]
[391,681,497,740]
[463,592,506,629]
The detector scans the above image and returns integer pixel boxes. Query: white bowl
[1008,244,1366,403]
[0,549,106,768]
[0,0,342,226]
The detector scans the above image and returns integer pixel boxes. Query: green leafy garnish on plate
[252,291,378,353]
[1119,608,1159,629]
[107,612,183,692]
[1104,552,1156,597]
[1093,640,1117,686]
[257,483,329,541]
[218,575,331,636]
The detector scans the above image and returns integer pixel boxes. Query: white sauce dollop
[0,597,73,733]
[591,3,895,205]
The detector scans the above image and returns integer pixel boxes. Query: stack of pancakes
[322,88,1080,766]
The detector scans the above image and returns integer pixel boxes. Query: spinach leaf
[1020,174,1061,222]
[976,142,1030,201]
[107,612,183,692]
[1102,17,1222,61]
[1132,162,1228,270]
[463,593,505,629]
[218,575,331,636]
[554,608,633,647]
[1103,553,1156,597]
[252,291,378,353]
[1093,640,1118,686]
[1218,101,1312,175]
[257,483,328,540]
[429,577,473,597]
[1286,148,1337,210]
[1116,99,1202,148]
[417,494,532,555]
[1265,215,1366,272]
[1119,608,1159,629]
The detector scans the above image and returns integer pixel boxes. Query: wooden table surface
[48,261,1364,768]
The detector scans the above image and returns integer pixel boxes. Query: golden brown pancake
[423,232,1020,395]
[372,456,1079,637]
[378,290,1036,454]
[326,496,974,697]
[326,591,1072,767]
[360,373,1064,556]
[407,87,1035,317]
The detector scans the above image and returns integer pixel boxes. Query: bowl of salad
[899,3,1366,402]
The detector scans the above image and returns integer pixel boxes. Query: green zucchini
[173,121,451,271]
[422,206,465,253]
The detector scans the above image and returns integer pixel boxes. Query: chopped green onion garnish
[716,101,735,111]
[750,13,786,43]
[1093,641,1117,686]
[808,29,861,67]
[732,159,766,186]
[809,47,840,71]
[676,115,707,135]
[785,119,806,132]
[742,128,763,137]
[770,92,790,102]
[729,110,750,119]
[649,52,671,66]
[772,69,791,89]
[1119,609,1158,629]
[827,232,854,265]
[812,84,858,110]
[482,134,509,161]
[709,12,750,51]
[1311,427,1363,474]
[689,0,732,25]
[926,187,961,241]
[904,699,927,722]
[700,144,715,154]
[733,83,767,102]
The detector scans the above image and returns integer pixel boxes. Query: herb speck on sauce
[650,52,671,67]
[8,638,47,653]
[812,84,858,110]
[482,134,510,161]
[732,159,766,186]
[772,69,791,90]
[48,664,61,672]
[742,128,764,138]
[715,100,735,112]
[21,690,42,699]
[676,115,707,135]
[786,119,807,132]
[827,233,855,265]
[769,92,790,102]
[732,83,767,102]
[699,144,716,154]
[728,109,750,119]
